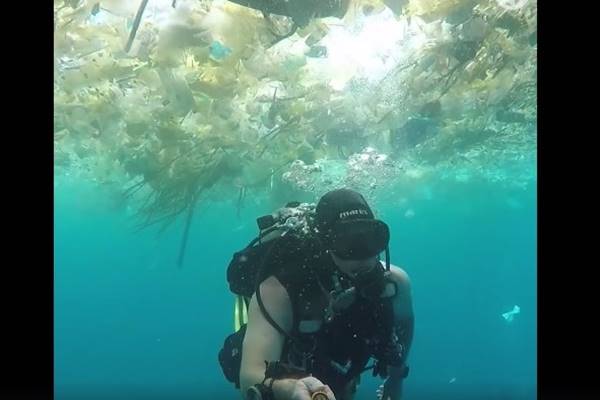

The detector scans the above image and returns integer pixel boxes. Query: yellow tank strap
[234,295,249,331]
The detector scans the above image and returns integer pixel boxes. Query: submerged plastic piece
[501,305,521,322]
[209,41,232,61]
[306,45,328,58]
[125,0,149,53]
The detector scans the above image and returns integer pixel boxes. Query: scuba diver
[219,188,414,400]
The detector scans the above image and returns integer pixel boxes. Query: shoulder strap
[256,282,293,340]
[254,235,299,345]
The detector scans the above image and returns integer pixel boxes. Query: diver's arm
[239,277,335,400]
[383,266,415,400]
[390,266,414,364]
[240,276,292,398]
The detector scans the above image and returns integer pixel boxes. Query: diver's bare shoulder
[387,264,411,293]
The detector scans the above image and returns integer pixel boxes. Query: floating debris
[53,0,537,258]
[502,305,521,323]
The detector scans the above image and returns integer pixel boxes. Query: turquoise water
[54,179,536,399]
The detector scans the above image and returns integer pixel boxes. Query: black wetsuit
[267,236,397,397]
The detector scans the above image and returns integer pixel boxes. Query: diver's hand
[287,376,336,400]
[376,377,403,400]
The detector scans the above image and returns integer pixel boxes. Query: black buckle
[372,361,410,379]
[247,382,274,400]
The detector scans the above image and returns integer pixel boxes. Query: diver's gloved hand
[288,376,336,400]
[376,377,403,400]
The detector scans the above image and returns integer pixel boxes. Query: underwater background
[55,175,536,399]
[54,0,537,398]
